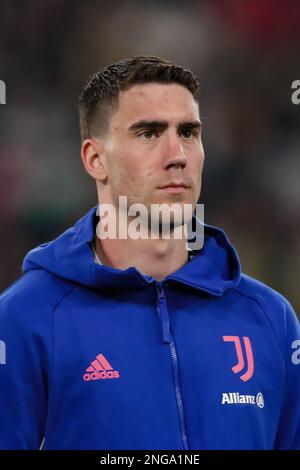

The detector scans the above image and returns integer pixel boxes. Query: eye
[182,128,196,139]
[139,130,156,139]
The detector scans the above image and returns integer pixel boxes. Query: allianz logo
[222,392,264,408]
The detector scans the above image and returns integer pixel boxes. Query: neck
[94,218,189,281]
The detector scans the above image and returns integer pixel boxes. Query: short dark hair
[77,55,200,141]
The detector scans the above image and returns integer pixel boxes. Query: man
[0,56,299,450]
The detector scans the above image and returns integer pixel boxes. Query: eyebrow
[127,119,202,133]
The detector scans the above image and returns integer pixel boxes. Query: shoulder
[234,273,288,308]
[0,269,76,328]
[233,273,299,346]
[234,273,295,314]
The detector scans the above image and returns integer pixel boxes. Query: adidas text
[83,370,120,381]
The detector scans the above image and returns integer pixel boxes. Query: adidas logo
[83,353,120,381]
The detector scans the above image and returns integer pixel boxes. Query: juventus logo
[223,336,254,382]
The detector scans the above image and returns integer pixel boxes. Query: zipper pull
[156,283,170,344]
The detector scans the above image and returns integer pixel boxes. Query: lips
[159,182,190,189]
[158,182,190,194]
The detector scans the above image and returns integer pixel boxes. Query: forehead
[111,83,200,126]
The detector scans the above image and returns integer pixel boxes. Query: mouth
[158,182,190,193]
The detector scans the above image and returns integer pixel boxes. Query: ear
[81,138,108,182]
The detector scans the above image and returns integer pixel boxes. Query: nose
[162,133,187,170]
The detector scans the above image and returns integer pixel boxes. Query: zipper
[156,282,189,450]
[156,283,170,343]
[169,333,189,450]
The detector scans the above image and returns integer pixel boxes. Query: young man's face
[101,83,204,217]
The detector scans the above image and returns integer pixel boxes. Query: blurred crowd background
[0,0,300,313]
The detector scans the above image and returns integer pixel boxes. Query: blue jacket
[0,206,299,450]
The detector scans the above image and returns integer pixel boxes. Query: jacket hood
[22,205,241,296]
